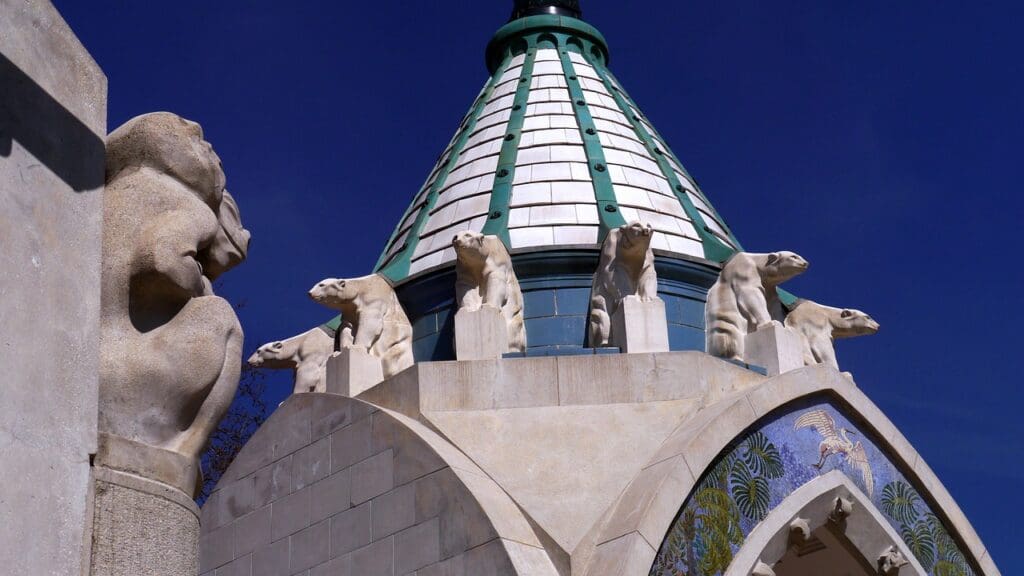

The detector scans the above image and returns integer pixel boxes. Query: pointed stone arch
[582,364,998,575]
[724,470,927,576]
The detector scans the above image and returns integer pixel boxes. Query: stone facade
[199,394,557,575]
[199,354,1000,575]
[0,2,106,575]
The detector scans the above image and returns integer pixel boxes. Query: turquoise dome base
[397,252,718,362]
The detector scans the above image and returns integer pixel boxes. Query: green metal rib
[480,48,538,244]
[376,55,513,281]
[588,57,735,262]
[558,42,626,240]
[602,68,744,252]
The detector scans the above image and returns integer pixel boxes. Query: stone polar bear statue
[452,230,527,353]
[248,326,336,394]
[705,251,808,361]
[784,299,879,370]
[309,274,414,379]
[99,112,250,491]
[589,221,659,347]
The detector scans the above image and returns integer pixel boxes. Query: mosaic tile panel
[650,400,978,576]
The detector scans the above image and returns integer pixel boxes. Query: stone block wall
[200,393,549,576]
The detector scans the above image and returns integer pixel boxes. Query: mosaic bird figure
[794,409,874,497]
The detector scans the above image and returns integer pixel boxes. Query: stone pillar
[88,434,201,575]
[454,306,508,360]
[744,322,805,376]
[0,2,106,575]
[90,468,200,576]
[326,348,385,397]
[611,296,670,353]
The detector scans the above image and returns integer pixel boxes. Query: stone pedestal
[611,296,670,353]
[744,322,805,376]
[326,347,385,397]
[455,306,508,360]
[90,467,200,576]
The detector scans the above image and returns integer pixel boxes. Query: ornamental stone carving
[878,545,910,575]
[309,273,414,379]
[784,299,880,371]
[452,230,527,354]
[588,221,660,347]
[249,326,336,394]
[99,112,250,497]
[705,251,809,362]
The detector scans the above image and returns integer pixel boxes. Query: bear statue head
[763,251,809,283]
[247,340,294,369]
[452,230,488,262]
[833,308,880,338]
[106,112,226,208]
[309,277,359,307]
[619,220,654,251]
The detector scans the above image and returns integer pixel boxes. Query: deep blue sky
[57,1,1019,569]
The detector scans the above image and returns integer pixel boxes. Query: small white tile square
[549,115,578,129]
[650,233,672,252]
[551,181,595,203]
[613,185,653,208]
[513,165,532,185]
[666,233,704,257]
[535,49,561,62]
[532,61,563,76]
[508,207,531,227]
[649,193,687,218]
[606,163,628,184]
[618,206,640,222]
[522,115,551,131]
[422,202,458,234]
[554,225,599,245]
[455,194,491,220]
[527,89,551,104]
[570,162,593,181]
[575,203,599,224]
[688,191,714,215]
[529,162,573,182]
[511,182,552,206]
[530,204,578,225]
[499,65,523,83]
[510,226,554,248]
[549,145,586,162]
[603,148,634,167]
[516,145,551,165]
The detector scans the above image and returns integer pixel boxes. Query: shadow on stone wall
[0,53,104,192]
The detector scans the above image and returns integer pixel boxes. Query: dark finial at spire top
[511,0,582,21]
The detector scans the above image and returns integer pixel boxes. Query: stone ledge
[358,351,766,418]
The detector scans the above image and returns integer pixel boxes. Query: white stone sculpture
[248,326,336,394]
[309,274,414,378]
[99,112,250,496]
[878,545,910,575]
[588,221,660,347]
[788,517,811,544]
[705,251,809,361]
[784,299,880,370]
[830,495,854,524]
[452,230,527,354]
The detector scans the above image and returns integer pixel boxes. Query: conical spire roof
[376,3,741,282]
